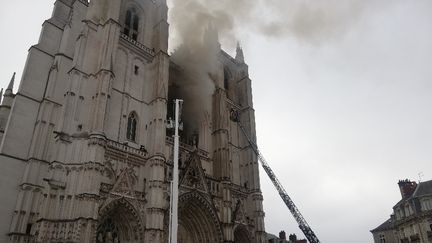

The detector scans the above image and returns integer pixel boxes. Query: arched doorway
[234,225,252,243]
[97,199,143,243]
[178,193,223,243]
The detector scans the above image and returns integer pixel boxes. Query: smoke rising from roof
[260,0,367,38]
[169,0,222,135]
[167,0,375,136]
[169,0,373,47]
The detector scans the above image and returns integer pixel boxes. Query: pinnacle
[235,42,245,63]
[7,72,15,91]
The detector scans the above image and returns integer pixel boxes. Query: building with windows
[266,231,307,243]
[0,0,266,242]
[371,179,432,243]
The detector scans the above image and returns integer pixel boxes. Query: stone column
[252,192,266,243]
[145,51,169,243]
[221,182,234,243]
[213,89,231,181]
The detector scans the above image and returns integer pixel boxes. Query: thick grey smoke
[168,0,375,136]
[169,0,222,135]
[258,0,368,41]
[169,0,256,49]
[169,0,375,47]
[168,0,253,137]
[169,32,219,135]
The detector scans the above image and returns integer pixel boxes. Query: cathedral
[0,0,266,242]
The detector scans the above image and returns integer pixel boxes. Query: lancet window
[379,234,386,243]
[224,69,230,90]
[127,112,138,142]
[124,8,139,41]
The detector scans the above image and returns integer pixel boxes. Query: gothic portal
[0,0,266,242]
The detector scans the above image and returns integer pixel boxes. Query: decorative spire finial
[235,42,244,63]
[7,72,15,91]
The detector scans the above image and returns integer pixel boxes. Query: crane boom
[237,121,320,243]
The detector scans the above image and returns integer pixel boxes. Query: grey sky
[1,1,432,242]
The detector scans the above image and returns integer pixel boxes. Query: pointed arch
[223,67,232,90]
[98,198,144,243]
[127,111,138,142]
[121,1,146,42]
[124,7,139,41]
[178,192,223,243]
[234,224,252,243]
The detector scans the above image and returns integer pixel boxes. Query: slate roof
[372,180,432,233]
[371,218,395,233]
[413,180,432,197]
[394,179,432,207]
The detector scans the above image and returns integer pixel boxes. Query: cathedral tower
[0,1,266,242]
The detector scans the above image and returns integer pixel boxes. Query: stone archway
[234,225,252,243]
[178,192,223,243]
[97,198,144,243]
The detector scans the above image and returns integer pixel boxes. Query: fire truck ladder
[237,121,321,243]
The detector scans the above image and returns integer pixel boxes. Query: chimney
[279,231,286,240]
[398,179,417,199]
[289,234,297,241]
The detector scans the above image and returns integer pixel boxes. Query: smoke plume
[169,0,374,47]
[168,0,375,136]
[169,0,223,135]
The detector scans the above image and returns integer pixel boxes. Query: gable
[179,151,209,194]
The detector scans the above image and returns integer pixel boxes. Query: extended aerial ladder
[235,116,321,243]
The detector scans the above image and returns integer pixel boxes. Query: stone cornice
[119,33,155,59]
[0,152,27,162]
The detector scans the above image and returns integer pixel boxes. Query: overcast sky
[1,1,432,242]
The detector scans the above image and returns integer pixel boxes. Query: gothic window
[424,199,432,211]
[134,65,139,75]
[234,226,251,243]
[124,8,139,41]
[127,112,137,142]
[25,224,32,235]
[379,234,386,243]
[224,69,229,90]
[97,217,120,243]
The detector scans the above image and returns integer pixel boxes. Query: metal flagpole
[169,99,182,243]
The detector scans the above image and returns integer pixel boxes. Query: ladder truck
[234,114,321,243]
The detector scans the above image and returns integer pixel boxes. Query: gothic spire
[6,72,15,92]
[0,88,3,104]
[2,72,15,106]
[235,42,245,63]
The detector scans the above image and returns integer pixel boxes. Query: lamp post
[169,99,182,243]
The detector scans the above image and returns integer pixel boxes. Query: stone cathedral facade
[0,0,266,242]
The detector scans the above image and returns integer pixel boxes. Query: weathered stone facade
[371,180,432,243]
[0,0,266,242]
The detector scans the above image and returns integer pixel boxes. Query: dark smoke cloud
[169,0,256,49]
[169,0,222,134]
[169,32,219,134]
[169,0,374,47]
[167,0,380,135]
[168,0,254,135]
